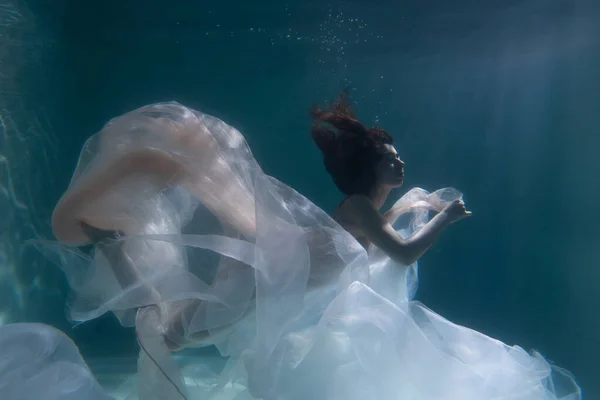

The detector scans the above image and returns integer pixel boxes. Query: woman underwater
[0,92,581,400]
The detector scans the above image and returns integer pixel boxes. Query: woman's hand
[442,199,472,223]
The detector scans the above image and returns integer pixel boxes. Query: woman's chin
[386,180,404,189]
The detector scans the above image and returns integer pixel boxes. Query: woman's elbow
[385,245,419,266]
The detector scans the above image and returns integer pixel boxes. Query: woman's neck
[368,184,392,210]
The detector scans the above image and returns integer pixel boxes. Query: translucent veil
[37,101,374,398]
[22,102,580,400]
[0,323,112,400]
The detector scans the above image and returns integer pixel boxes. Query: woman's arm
[345,195,469,265]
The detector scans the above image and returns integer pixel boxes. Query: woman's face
[375,144,405,187]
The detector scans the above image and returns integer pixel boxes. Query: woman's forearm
[395,211,451,265]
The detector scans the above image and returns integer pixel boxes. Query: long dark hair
[310,89,393,196]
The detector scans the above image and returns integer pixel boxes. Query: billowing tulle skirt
[0,102,581,400]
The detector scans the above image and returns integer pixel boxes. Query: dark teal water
[2,0,599,397]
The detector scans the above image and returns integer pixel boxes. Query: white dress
[1,102,581,400]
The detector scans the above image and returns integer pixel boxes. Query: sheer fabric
[0,323,113,400]
[7,102,580,400]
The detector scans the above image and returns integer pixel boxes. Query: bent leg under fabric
[79,221,190,398]
[160,227,255,351]
[135,306,190,400]
[79,221,156,296]
[78,222,249,352]
[52,149,187,245]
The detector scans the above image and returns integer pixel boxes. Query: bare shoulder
[333,196,376,249]
[338,195,403,259]
[343,195,378,214]
[335,195,366,220]
[340,195,385,227]
[344,194,372,207]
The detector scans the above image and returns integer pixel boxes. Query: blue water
[1,0,599,397]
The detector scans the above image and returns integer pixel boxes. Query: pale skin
[52,133,470,350]
[333,144,471,265]
[48,107,474,400]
